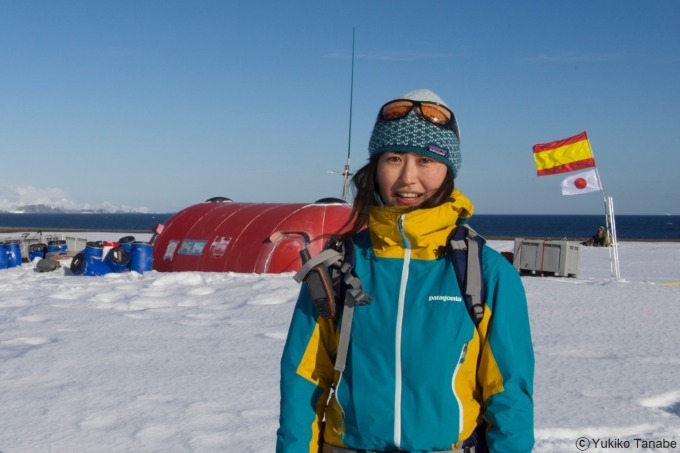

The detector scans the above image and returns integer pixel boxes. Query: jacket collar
[368,188,474,260]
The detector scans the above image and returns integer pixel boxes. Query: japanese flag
[561,169,602,196]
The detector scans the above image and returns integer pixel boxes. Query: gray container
[513,238,579,278]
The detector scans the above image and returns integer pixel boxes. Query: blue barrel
[118,236,136,254]
[47,240,68,255]
[29,243,48,261]
[0,244,7,269]
[83,241,104,260]
[130,242,153,273]
[104,247,131,273]
[70,252,111,276]
[6,242,22,268]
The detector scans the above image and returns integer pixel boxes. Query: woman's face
[376,152,449,207]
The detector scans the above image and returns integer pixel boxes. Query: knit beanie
[368,89,461,179]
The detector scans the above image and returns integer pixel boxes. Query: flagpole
[605,196,621,279]
[588,133,621,280]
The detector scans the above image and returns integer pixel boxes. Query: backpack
[294,224,486,373]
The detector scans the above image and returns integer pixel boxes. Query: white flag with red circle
[560,169,602,196]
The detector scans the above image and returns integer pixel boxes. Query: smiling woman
[277,89,535,453]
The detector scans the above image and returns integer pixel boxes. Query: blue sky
[1,1,678,214]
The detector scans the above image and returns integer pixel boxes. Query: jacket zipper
[394,214,410,448]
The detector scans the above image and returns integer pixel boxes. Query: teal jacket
[277,198,534,452]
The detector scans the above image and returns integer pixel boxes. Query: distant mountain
[2,204,128,214]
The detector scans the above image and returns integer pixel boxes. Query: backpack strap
[449,225,486,326]
[293,248,344,284]
[295,237,371,372]
[331,238,371,372]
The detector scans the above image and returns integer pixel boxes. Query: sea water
[0,213,678,240]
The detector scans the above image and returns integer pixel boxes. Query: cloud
[0,185,149,213]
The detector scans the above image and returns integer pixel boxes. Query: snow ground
[1,233,679,452]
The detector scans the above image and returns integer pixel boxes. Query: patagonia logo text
[428,295,463,303]
[428,143,449,157]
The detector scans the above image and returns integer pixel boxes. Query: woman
[277,89,534,453]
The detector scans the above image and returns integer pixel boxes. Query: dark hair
[337,154,454,240]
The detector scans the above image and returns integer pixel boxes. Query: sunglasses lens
[420,103,452,126]
[381,100,414,120]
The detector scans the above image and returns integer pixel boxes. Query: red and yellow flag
[532,131,596,176]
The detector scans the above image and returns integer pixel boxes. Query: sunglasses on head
[377,99,460,140]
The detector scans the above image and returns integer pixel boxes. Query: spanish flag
[532,131,596,176]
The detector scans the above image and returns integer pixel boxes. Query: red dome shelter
[151,198,352,274]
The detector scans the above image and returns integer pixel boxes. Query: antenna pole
[341,28,355,201]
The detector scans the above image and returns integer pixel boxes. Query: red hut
[151,198,352,274]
